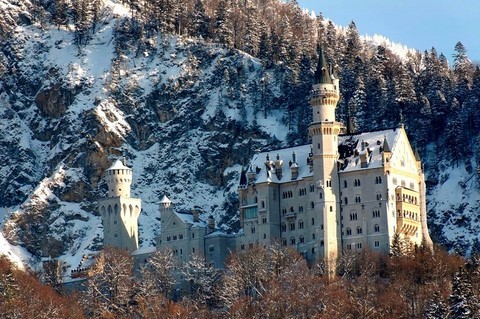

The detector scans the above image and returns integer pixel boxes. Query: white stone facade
[99,159,141,252]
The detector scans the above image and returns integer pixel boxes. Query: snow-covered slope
[0,0,478,276]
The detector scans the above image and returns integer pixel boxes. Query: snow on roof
[338,127,400,172]
[159,195,171,204]
[107,159,130,170]
[131,246,157,256]
[244,127,402,184]
[247,144,314,184]
[204,230,239,239]
[174,212,207,227]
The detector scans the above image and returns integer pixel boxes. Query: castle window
[355,196,361,203]
[300,236,305,244]
[289,223,295,231]
[290,237,296,245]
[373,210,380,218]
[282,208,287,215]
[354,179,361,187]
[344,197,348,205]
[310,184,315,192]
[299,220,304,229]
[321,224,324,230]
[179,234,184,239]
[167,236,171,242]
[114,233,118,238]
[180,249,183,255]
[192,232,195,238]
[374,241,380,247]
[374,224,380,232]
[357,227,362,235]
[347,244,352,250]
[346,228,352,236]
[376,193,382,200]
[375,176,382,184]
[311,218,315,225]
[299,188,307,196]
[262,217,267,224]
[311,201,315,209]
[261,201,265,209]
[245,207,258,219]
[357,243,362,249]
[263,234,267,239]
[193,247,195,253]
[312,247,315,255]
[326,180,332,187]
[330,206,333,212]
[281,223,286,232]
[344,180,348,188]
[312,233,316,240]
[241,244,245,250]
[319,192,323,199]
[251,226,256,234]
[299,206,304,213]
[254,196,258,203]
[321,240,324,246]
[282,238,287,246]
[318,143,321,149]
[173,235,177,240]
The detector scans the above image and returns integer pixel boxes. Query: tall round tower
[309,47,342,274]
[105,159,132,198]
[98,158,142,252]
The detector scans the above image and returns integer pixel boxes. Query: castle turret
[309,46,342,274]
[99,159,142,252]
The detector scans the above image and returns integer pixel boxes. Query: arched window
[357,227,362,234]
[281,223,286,232]
[261,201,265,209]
[344,180,348,188]
[290,237,296,245]
[299,220,304,229]
[311,201,315,209]
[374,224,380,232]
[346,228,352,236]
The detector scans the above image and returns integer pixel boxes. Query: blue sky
[298,0,479,64]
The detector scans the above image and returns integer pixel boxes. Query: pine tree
[243,1,260,56]
[214,0,234,47]
[424,290,448,319]
[189,0,210,39]
[448,267,478,318]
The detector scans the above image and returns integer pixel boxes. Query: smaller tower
[99,159,142,252]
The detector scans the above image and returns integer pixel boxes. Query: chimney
[291,152,299,180]
[247,165,257,184]
[192,209,200,222]
[275,153,283,180]
[207,215,215,233]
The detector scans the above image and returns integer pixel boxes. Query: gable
[389,128,418,173]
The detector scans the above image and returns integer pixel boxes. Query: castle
[99,49,432,270]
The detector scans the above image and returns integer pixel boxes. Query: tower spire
[314,45,333,85]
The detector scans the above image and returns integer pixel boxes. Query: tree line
[2,243,480,318]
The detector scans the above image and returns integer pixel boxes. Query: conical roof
[159,195,171,204]
[107,159,130,170]
[314,46,333,84]
[383,137,391,153]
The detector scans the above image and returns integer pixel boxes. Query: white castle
[99,49,432,270]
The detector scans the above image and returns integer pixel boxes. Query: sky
[298,0,480,64]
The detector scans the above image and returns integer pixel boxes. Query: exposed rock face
[35,83,74,118]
